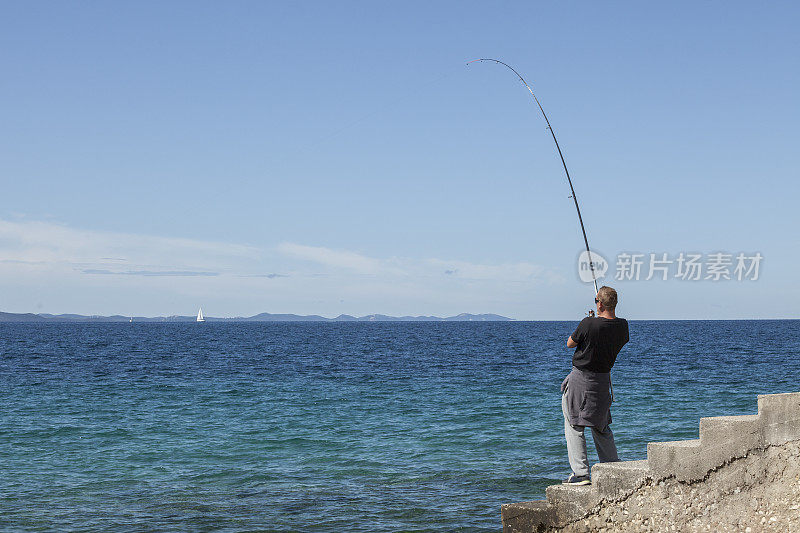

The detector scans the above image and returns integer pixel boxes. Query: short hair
[596,286,618,309]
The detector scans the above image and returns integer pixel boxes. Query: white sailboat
[196,308,205,322]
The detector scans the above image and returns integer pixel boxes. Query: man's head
[595,286,618,311]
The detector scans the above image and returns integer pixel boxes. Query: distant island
[0,311,513,323]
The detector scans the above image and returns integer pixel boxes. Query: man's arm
[568,317,586,349]
[567,336,577,348]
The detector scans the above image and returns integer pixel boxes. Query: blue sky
[1,1,798,319]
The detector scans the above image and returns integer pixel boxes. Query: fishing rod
[467,58,599,295]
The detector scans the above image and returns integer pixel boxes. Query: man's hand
[567,336,577,348]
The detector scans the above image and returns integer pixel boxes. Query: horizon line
[1,310,798,322]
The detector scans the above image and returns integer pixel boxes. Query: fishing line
[467,58,599,295]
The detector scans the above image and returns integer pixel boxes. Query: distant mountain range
[0,311,512,323]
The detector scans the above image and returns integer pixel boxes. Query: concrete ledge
[501,501,555,533]
[758,392,800,446]
[699,414,762,471]
[591,459,650,500]
[546,484,598,514]
[647,438,702,481]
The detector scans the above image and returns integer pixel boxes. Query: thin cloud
[0,220,561,317]
[427,259,546,281]
[276,242,394,274]
[277,242,554,283]
[0,218,259,274]
[0,259,48,265]
[82,269,219,277]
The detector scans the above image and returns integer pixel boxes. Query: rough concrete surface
[553,440,800,533]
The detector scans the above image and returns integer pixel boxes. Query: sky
[1,1,798,320]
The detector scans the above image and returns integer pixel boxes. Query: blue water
[1,321,798,531]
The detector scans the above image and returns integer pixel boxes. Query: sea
[1,320,798,532]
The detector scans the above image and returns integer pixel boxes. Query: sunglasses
[594,298,599,304]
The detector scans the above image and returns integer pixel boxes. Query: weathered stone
[546,484,599,517]
[758,392,800,446]
[699,414,763,470]
[647,439,703,481]
[501,501,555,533]
[592,459,650,500]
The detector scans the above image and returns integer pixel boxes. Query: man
[561,285,629,485]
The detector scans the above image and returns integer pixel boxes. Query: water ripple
[0,320,798,531]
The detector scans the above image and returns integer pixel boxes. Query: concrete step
[647,438,703,481]
[699,414,762,467]
[758,392,800,446]
[501,500,556,533]
[546,483,598,515]
[591,459,650,500]
[501,492,600,532]
[758,391,800,416]
[699,414,760,444]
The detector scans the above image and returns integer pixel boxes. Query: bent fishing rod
[467,58,599,295]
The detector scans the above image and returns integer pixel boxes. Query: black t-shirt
[570,317,629,373]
